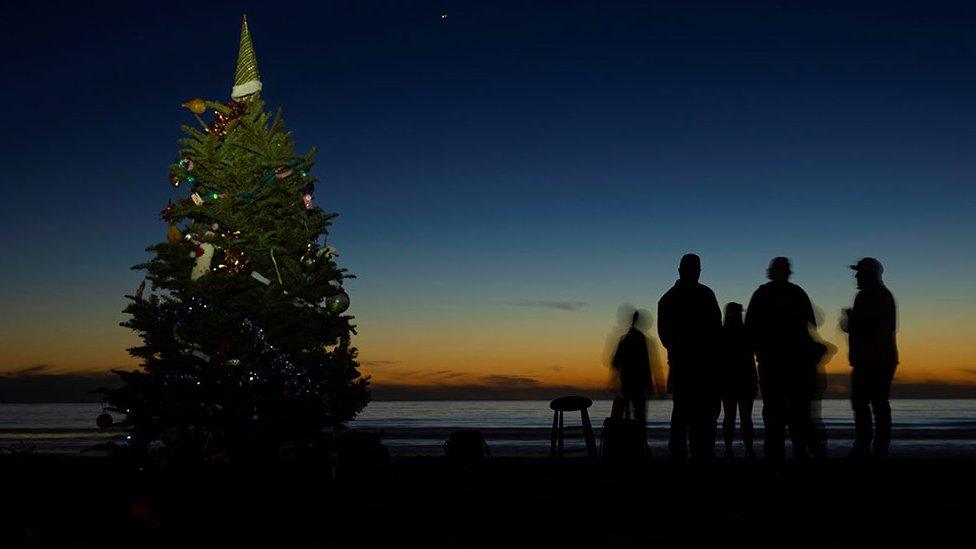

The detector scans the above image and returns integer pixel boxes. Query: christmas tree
[101,17,369,462]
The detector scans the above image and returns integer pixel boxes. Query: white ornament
[190,243,215,281]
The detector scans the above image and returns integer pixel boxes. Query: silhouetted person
[719,302,758,458]
[658,253,722,459]
[842,257,898,458]
[611,310,654,440]
[746,257,820,460]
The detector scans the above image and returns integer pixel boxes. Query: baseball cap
[850,257,883,275]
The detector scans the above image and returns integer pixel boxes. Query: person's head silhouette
[850,257,883,289]
[724,302,743,326]
[767,256,792,282]
[678,253,701,282]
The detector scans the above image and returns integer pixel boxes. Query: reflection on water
[350,399,976,430]
[2,400,976,455]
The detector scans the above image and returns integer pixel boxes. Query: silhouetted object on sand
[610,310,655,440]
[746,257,826,460]
[658,253,722,459]
[445,430,492,464]
[842,257,899,457]
[719,302,758,458]
[600,396,648,460]
[549,396,597,458]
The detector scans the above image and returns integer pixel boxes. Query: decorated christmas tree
[101,17,368,462]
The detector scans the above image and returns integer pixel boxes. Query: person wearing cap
[842,258,898,458]
[745,257,823,460]
[657,253,722,459]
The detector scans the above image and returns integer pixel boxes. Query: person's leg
[633,395,648,455]
[722,399,737,457]
[669,391,689,459]
[688,391,703,459]
[809,398,828,459]
[739,398,755,457]
[688,391,715,460]
[872,366,895,457]
[760,367,786,460]
[850,368,872,456]
[787,389,813,460]
[703,396,719,458]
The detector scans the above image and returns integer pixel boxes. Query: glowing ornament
[181,98,207,114]
[300,242,318,267]
[302,193,313,210]
[213,248,248,275]
[324,290,350,314]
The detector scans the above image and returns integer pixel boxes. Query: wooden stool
[549,396,597,458]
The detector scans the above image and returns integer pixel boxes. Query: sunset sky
[1,1,975,399]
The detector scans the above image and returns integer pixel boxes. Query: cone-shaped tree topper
[231,15,262,100]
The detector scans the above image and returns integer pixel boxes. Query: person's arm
[800,288,817,327]
[709,289,722,330]
[884,290,897,336]
[657,296,672,352]
[745,289,762,351]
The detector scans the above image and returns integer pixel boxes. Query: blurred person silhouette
[719,302,758,458]
[746,257,824,460]
[841,258,898,458]
[658,253,722,459]
[808,306,837,459]
[609,309,657,448]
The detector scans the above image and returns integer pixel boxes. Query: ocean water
[2,400,976,456]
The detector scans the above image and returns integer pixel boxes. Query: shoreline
[6,425,976,457]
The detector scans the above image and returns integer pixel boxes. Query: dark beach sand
[3,454,973,547]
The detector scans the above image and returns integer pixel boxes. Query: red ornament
[195,247,206,257]
[160,202,175,221]
[207,100,249,138]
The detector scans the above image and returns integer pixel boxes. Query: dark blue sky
[2,1,975,385]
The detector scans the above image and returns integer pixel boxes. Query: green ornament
[325,291,350,314]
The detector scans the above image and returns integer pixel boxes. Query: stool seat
[549,396,593,412]
[548,395,597,459]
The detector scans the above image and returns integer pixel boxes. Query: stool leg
[557,411,565,457]
[581,409,597,459]
[550,411,558,457]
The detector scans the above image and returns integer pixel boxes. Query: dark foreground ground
[2,454,973,548]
